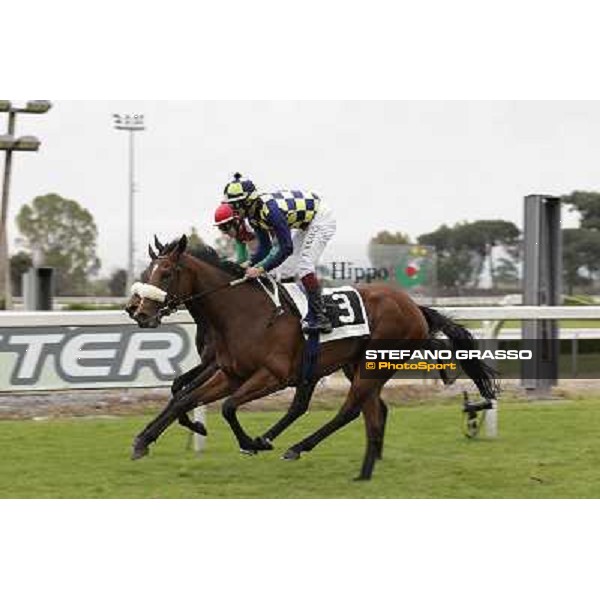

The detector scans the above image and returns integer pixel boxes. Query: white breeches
[278,203,337,280]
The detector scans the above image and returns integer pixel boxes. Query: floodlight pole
[0,100,51,310]
[113,114,145,292]
[0,112,16,308]
[128,127,135,291]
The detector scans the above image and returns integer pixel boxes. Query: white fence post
[484,398,498,438]
[192,406,207,455]
[481,319,501,439]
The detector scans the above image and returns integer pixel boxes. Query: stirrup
[302,318,333,334]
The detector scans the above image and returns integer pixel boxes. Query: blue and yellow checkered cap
[223,172,257,204]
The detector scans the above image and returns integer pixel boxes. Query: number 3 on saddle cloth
[282,283,370,341]
[282,283,371,383]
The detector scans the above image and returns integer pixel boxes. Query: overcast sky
[3,100,593,276]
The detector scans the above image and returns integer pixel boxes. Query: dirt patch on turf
[0,378,445,420]
[1,376,600,421]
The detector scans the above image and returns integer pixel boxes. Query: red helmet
[213,203,236,226]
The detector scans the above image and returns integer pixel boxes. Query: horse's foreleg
[131,369,232,460]
[172,362,211,434]
[171,363,205,396]
[175,363,219,434]
[254,380,318,450]
[221,368,284,454]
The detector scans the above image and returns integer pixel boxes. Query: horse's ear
[176,234,188,254]
[154,235,164,253]
[148,244,157,260]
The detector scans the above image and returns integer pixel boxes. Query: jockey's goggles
[217,220,236,233]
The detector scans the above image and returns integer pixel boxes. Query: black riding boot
[304,287,333,334]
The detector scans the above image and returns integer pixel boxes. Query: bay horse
[125,242,215,437]
[129,235,498,480]
[127,240,467,444]
[124,237,357,440]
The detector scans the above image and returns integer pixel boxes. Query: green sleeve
[234,240,248,264]
[255,245,280,270]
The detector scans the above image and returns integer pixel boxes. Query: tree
[16,193,101,295]
[417,220,521,292]
[186,226,205,254]
[493,257,519,288]
[559,192,600,293]
[86,278,110,297]
[455,220,521,287]
[10,251,32,297]
[367,231,410,274]
[108,268,128,296]
[562,191,600,231]
[367,230,411,268]
[369,230,411,245]
[562,228,600,294]
[417,224,454,253]
[418,224,479,291]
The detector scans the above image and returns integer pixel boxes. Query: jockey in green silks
[213,202,255,265]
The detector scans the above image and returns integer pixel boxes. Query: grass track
[1,400,600,498]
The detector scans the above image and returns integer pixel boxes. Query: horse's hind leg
[178,412,207,436]
[375,398,388,460]
[255,364,357,450]
[283,375,386,480]
[357,391,386,480]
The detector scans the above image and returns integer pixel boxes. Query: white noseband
[131,281,167,303]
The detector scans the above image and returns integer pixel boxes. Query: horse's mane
[160,239,245,278]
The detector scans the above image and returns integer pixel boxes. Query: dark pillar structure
[22,266,54,310]
[521,195,562,393]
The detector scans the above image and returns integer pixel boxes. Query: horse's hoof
[353,475,371,482]
[131,444,149,461]
[253,436,274,451]
[239,447,257,456]
[282,448,301,461]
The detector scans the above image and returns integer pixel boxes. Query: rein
[158,276,247,317]
[133,252,283,326]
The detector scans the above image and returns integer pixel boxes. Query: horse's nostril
[127,305,140,319]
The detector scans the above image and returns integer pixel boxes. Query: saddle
[258,277,370,342]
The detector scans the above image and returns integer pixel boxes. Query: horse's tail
[419,305,499,400]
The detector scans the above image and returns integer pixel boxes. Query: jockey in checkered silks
[223,172,337,334]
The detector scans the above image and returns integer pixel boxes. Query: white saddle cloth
[282,283,370,342]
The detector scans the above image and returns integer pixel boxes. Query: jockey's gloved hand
[245,266,264,279]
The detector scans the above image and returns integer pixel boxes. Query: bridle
[158,276,248,318]
[133,254,247,322]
